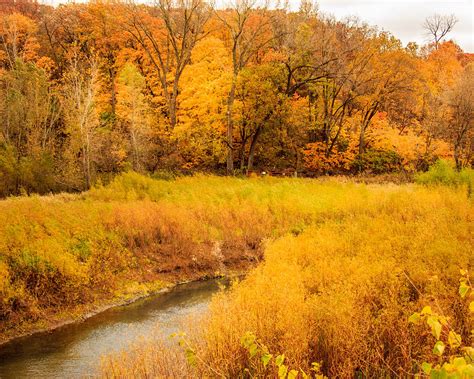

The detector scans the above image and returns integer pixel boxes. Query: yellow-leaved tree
[176,36,231,169]
[116,62,154,172]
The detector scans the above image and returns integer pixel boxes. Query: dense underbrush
[98,174,473,378]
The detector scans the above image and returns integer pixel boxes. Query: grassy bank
[99,177,474,377]
[1,173,380,343]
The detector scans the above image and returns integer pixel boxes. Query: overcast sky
[315,0,473,52]
[47,0,473,52]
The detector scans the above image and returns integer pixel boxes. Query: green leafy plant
[416,160,474,189]
[171,331,226,377]
[240,331,326,379]
[409,270,474,378]
[171,332,197,366]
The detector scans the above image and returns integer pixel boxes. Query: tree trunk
[359,104,379,155]
[131,129,140,171]
[226,76,237,175]
[81,146,89,190]
[454,144,462,171]
[247,125,262,172]
[110,68,116,118]
[240,142,246,171]
[359,125,366,155]
[293,145,300,177]
[84,133,91,190]
[169,80,179,130]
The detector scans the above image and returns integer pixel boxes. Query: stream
[0,279,226,378]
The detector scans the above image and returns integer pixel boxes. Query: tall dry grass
[1,172,472,376]
[0,173,380,340]
[99,180,473,377]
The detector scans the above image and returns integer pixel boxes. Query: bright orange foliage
[0,2,472,195]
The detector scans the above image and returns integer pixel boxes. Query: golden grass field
[97,174,473,378]
[1,173,473,376]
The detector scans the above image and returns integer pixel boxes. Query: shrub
[0,144,57,197]
[351,149,402,174]
[415,160,474,187]
[151,169,182,181]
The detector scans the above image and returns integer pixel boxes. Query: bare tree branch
[423,13,458,49]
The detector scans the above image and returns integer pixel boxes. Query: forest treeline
[0,0,473,196]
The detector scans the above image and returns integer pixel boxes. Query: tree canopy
[0,0,472,195]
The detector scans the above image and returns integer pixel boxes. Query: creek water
[0,279,226,379]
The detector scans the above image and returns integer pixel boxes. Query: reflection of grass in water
[100,341,190,378]
[98,281,230,377]
[99,320,201,378]
[94,281,227,377]
[99,178,473,378]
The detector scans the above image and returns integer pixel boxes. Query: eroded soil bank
[0,248,255,346]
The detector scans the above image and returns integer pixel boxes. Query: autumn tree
[176,36,231,168]
[0,12,39,69]
[355,33,419,155]
[41,4,95,76]
[270,13,355,173]
[417,41,463,167]
[0,59,59,195]
[0,0,42,18]
[273,8,335,98]
[123,0,211,130]
[215,0,277,174]
[60,49,99,190]
[308,19,371,158]
[86,2,129,124]
[445,64,474,169]
[116,62,153,171]
[233,64,284,172]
